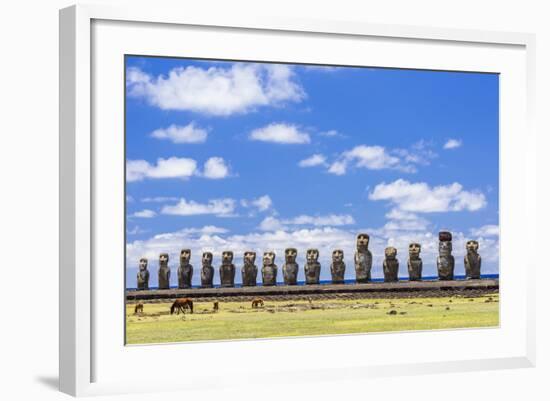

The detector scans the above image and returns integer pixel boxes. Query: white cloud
[249,123,311,144]
[202,157,230,179]
[327,161,347,176]
[259,214,355,231]
[369,179,487,213]
[250,195,273,212]
[319,129,344,138]
[141,196,179,203]
[132,209,157,218]
[470,224,499,237]
[298,154,327,167]
[259,216,285,231]
[127,157,197,182]
[150,123,208,144]
[126,63,305,116]
[161,198,236,217]
[443,138,462,149]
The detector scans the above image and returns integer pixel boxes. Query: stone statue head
[385,246,397,259]
[159,253,169,265]
[263,251,275,265]
[244,251,256,265]
[466,240,479,253]
[332,249,344,263]
[285,248,297,263]
[306,248,319,262]
[139,257,148,271]
[356,233,370,250]
[202,252,213,265]
[222,251,234,264]
[439,241,452,255]
[180,249,191,264]
[439,231,452,242]
[409,243,421,257]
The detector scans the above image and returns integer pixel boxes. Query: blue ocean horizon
[126,273,499,291]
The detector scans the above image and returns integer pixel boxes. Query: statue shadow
[35,375,58,391]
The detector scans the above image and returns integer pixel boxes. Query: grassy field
[126,294,499,344]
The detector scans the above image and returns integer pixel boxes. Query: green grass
[126,294,499,344]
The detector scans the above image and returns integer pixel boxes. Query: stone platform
[126,278,498,301]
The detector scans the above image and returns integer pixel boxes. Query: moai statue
[262,251,278,286]
[177,249,193,289]
[304,249,321,285]
[437,231,455,280]
[200,252,214,288]
[464,240,482,279]
[383,246,399,282]
[282,248,299,285]
[330,249,346,284]
[407,243,423,281]
[354,233,373,283]
[136,257,150,290]
[158,253,171,289]
[241,251,258,287]
[219,251,236,288]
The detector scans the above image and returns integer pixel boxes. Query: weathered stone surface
[241,251,258,287]
[407,243,423,281]
[220,251,236,288]
[354,233,372,283]
[283,248,299,285]
[158,253,171,289]
[383,246,399,282]
[305,248,321,285]
[137,257,150,290]
[330,249,346,284]
[262,251,278,286]
[437,231,455,280]
[464,240,482,279]
[177,249,193,289]
[200,252,214,288]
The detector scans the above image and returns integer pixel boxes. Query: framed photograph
[60,4,536,396]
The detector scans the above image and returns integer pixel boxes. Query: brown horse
[213,301,219,312]
[170,298,194,314]
[134,302,144,314]
[251,298,264,308]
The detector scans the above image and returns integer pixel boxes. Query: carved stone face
[439,241,452,255]
[202,252,213,265]
[466,240,479,252]
[409,243,421,257]
[263,251,275,265]
[439,231,452,242]
[159,253,169,265]
[139,258,148,271]
[244,251,256,264]
[285,248,297,263]
[356,233,370,249]
[180,249,191,264]
[385,247,397,259]
[332,249,344,263]
[307,248,319,262]
[222,251,234,264]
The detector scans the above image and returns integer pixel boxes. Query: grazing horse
[170,298,194,315]
[134,302,144,314]
[213,301,219,312]
[251,298,264,308]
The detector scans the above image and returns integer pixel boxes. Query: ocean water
[126,273,499,291]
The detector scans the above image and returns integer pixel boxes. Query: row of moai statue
[136,232,482,290]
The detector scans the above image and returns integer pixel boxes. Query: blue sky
[125,55,499,287]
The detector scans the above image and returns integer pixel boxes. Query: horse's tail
[170,302,176,315]
[189,300,193,314]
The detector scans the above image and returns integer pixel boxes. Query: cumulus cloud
[259,214,355,231]
[141,196,179,203]
[241,195,273,212]
[150,123,208,144]
[470,224,499,237]
[161,198,236,217]
[131,209,157,218]
[202,157,230,179]
[319,129,344,138]
[126,157,197,182]
[443,139,462,149]
[126,63,305,116]
[249,123,311,144]
[369,179,487,213]
[298,154,327,167]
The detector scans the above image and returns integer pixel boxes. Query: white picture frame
[59,3,536,397]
